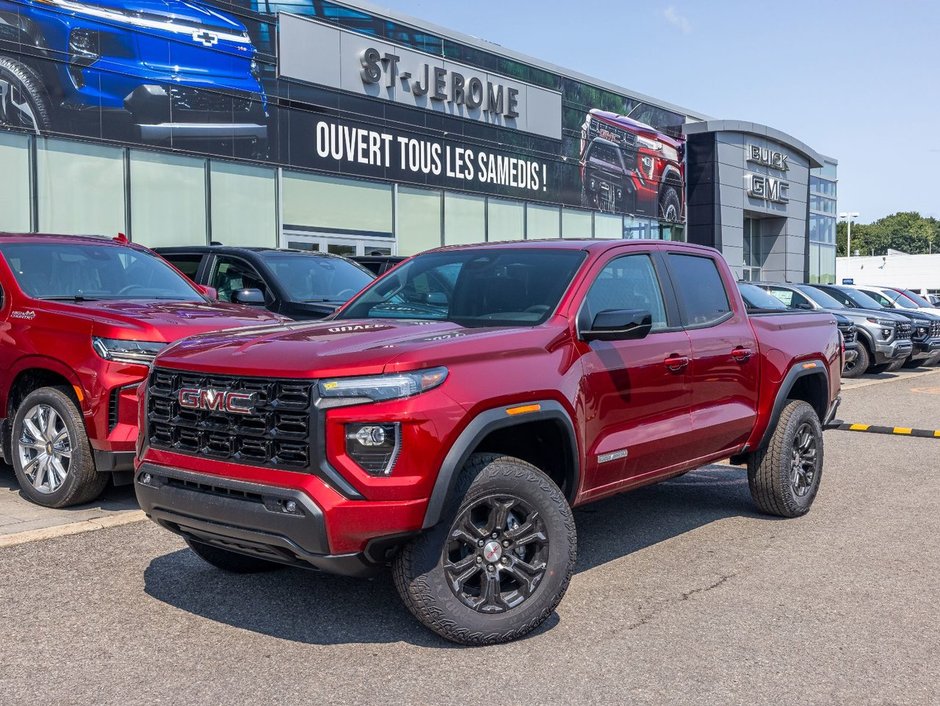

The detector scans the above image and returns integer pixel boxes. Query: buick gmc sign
[277,13,562,139]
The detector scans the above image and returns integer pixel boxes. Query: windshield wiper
[39,295,101,302]
[304,297,345,303]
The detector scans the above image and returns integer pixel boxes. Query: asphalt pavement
[0,371,938,704]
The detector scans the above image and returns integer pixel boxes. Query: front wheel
[11,386,106,508]
[841,344,868,378]
[393,454,577,646]
[658,185,681,222]
[747,400,824,518]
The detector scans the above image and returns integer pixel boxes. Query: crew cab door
[665,252,759,456]
[576,251,693,496]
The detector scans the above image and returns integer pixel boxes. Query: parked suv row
[755,281,940,376]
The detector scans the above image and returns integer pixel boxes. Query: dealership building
[0,0,837,283]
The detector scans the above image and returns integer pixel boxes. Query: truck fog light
[882,328,891,339]
[346,423,399,476]
[141,473,152,485]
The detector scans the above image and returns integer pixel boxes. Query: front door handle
[664,354,689,372]
[732,346,753,363]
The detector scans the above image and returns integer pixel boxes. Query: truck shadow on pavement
[143,464,761,647]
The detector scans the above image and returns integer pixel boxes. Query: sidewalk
[0,464,142,543]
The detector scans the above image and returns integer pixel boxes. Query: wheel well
[471,419,577,502]
[7,369,77,418]
[786,372,828,421]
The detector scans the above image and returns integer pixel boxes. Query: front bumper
[911,337,940,360]
[135,463,408,577]
[873,339,913,363]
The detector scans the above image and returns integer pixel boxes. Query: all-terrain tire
[901,356,925,369]
[747,400,823,518]
[867,362,891,374]
[186,539,285,573]
[393,453,577,646]
[11,386,107,508]
[924,351,940,367]
[658,185,681,222]
[0,57,53,132]
[841,344,868,378]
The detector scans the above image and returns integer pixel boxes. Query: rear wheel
[658,185,681,222]
[841,345,868,378]
[747,400,823,518]
[186,539,285,573]
[394,453,577,646]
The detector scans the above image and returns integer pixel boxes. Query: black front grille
[586,116,639,154]
[147,368,314,472]
[169,86,255,114]
[896,322,912,341]
[932,320,940,338]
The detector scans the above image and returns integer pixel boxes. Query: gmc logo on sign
[178,388,255,415]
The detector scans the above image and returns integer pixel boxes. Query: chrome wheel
[0,77,40,132]
[790,422,818,497]
[444,494,549,614]
[17,404,72,494]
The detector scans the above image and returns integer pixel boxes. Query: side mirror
[425,292,448,307]
[796,301,814,310]
[582,309,653,342]
[232,288,265,306]
[196,285,218,300]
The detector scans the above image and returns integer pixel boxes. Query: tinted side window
[210,257,269,304]
[583,254,668,331]
[163,254,203,282]
[668,254,731,326]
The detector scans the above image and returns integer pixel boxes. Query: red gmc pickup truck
[136,240,841,645]
[0,233,284,508]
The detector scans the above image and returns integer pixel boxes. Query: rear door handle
[664,354,689,372]
[732,347,753,363]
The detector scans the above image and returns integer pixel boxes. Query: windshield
[738,283,788,311]
[795,285,845,309]
[337,248,587,327]
[899,289,931,307]
[0,242,202,301]
[875,289,917,309]
[258,252,373,303]
[831,287,885,309]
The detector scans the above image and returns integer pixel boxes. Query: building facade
[0,0,835,280]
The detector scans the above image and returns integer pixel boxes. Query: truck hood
[81,0,248,33]
[156,318,561,378]
[43,299,285,342]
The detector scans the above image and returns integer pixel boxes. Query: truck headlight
[345,423,399,476]
[867,317,896,327]
[636,135,661,151]
[318,367,447,407]
[92,337,166,365]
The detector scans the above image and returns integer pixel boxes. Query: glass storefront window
[562,208,592,239]
[526,203,560,239]
[36,138,125,236]
[487,198,525,242]
[397,186,441,256]
[594,213,623,239]
[130,150,207,248]
[0,132,31,232]
[209,162,277,247]
[624,217,657,239]
[282,171,393,236]
[444,192,486,245]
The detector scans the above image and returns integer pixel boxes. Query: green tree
[837,212,940,256]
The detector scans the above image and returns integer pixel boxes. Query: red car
[580,109,685,221]
[0,233,285,508]
[136,240,840,644]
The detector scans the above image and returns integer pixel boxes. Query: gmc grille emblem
[178,388,255,415]
[192,30,219,47]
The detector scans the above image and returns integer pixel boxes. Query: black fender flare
[756,358,830,451]
[421,400,579,529]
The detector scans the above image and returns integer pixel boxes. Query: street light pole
[839,212,860,256]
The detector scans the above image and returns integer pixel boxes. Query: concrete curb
[0,510,147,548]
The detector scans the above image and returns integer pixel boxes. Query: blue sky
[375,0,939,223]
